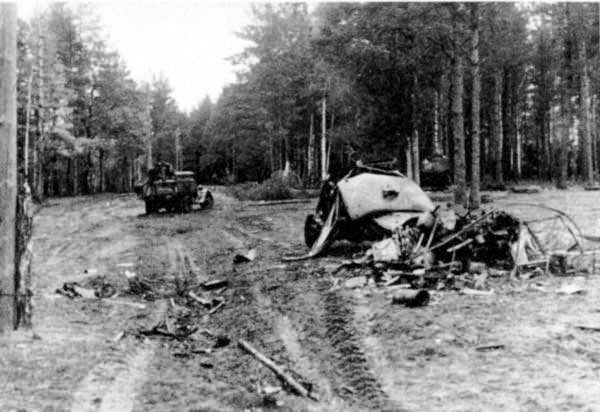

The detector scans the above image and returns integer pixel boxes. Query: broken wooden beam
[446,238,473,253]
[237,339,318,401]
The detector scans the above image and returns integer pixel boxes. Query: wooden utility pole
[0,3,18,332]
[321,97,327,180]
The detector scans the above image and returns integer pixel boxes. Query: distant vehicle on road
[135,161,213,214]
[420,154,451,190]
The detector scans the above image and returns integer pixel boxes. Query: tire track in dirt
[323,288,400,411]
[70,236,193,412]
[252,286,339,410]
[353,292,407,409]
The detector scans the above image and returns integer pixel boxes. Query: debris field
[4,188,600,411]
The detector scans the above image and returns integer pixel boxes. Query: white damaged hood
[337,173,434,220]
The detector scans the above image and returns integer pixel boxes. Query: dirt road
[2,188,600,411]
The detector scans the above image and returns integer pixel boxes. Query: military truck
[137,161,213,214]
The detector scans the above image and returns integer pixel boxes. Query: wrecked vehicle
[420,154,451,190]
[136,161,214,214]
[298,159,597,291]
[303,161,435,258]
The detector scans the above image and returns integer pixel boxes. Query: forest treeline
[17,3,600,207]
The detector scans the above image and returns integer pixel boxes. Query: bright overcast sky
[18,1,253,112]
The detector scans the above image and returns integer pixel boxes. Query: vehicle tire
[304,214,322,248]
[201,192,214,210]
[183,197,192,213]
[145,199,154,215]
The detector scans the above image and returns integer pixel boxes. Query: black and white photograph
[1,1,600,410]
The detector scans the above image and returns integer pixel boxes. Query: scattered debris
[575,325,600,332]
[201,278,229,290]
[188,290,225,312]
[56,282,96,299]
[113,331,126,343]
[344,276,368,289]
[125,270,155,298]
[475,343,505,351]
[238,339,318,401]
[391,289,430,307]
[234,248,257,264]
[137,316,198,340]
[557,284,586,295]
[460,288,495,296]
[293,170,599,298]
[56,281,117,299]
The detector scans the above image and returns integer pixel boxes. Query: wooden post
[0,3,17,332]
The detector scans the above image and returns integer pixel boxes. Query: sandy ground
[2,188,600,411]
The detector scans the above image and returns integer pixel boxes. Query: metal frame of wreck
[413,203,599,277]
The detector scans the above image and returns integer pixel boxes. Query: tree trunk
[433,90,440,155]
[174,128,181,170]
[321,97,327,181]
[469,3,480,209]
[405,141,413,180]
[579,35,593,184]
[451,51,467,207]
[33,29,45,201]
[0,3,17,332]
[24,70,33,182]
[73,156,79,195]
[516,111,522,179]
[558,99,570,189]
[307,111,315,185]
[411,73,420,185]
[99,150,104,192]
[491,70,504,185]
[440,73,449,156]
[147,135,153,170]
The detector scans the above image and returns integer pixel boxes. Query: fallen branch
[247,198,314,207]
[238,339,318,401]
[576,325,600,332]
[475,343,505,351]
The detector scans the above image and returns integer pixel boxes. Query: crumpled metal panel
[336,173,434,220]
[373,211,421,231]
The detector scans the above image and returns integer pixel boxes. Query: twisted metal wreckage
[288,163,599,287]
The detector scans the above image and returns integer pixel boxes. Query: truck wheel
[201,192,214,209]
[145,199,154,215]
[304,214,322,248]
[179,197,192,213]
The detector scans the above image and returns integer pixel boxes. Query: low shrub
[231,177,293,201]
